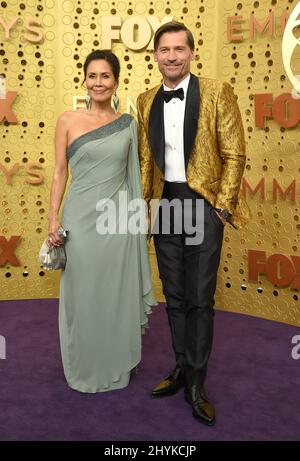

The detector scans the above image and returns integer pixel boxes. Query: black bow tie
[162,87,184,103]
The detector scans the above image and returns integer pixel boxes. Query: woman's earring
[112,91,119,113]
[85,94,91,111]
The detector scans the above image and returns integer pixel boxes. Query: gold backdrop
[1,0,300,326]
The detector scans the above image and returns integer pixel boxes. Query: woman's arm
[48,113,69,245]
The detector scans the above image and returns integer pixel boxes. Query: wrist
[214,208,231,221]
[48,215,59,222]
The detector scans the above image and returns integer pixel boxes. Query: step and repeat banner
[1,0,300,326]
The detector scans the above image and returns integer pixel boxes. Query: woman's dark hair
[83,50,120,82]
[154,21,195,51]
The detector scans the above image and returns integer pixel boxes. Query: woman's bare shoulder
[57,109,86,125]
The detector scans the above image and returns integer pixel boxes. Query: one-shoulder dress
[59,114,156,393]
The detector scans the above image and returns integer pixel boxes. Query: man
[137,21,250,426]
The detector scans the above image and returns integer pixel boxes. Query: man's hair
[153,21,195,51]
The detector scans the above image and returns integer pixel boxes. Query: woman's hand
[48,219,64,246]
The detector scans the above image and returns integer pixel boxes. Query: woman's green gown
[59,114,156,393]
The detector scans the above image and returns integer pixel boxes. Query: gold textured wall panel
[1,0,300,326]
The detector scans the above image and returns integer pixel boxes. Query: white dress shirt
[163,73,190,182]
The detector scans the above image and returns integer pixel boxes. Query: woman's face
[85,59,117,104]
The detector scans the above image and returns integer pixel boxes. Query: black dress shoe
[151,367,185,397]
[184,386,216,426]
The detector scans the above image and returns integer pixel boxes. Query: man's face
[154,31,194,86]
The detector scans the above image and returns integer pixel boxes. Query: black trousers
[154,182,224,389]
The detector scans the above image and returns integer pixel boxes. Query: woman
[48,50,156,393]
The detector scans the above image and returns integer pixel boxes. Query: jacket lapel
[149,85,165,173]
[183,74,200,169]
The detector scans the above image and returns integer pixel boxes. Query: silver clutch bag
[39,227,69,270]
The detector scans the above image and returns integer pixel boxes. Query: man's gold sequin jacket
[137,74,250,228]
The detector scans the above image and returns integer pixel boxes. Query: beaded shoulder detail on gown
[67,113,133,160]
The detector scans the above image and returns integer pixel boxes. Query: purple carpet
[0,299,299,441]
